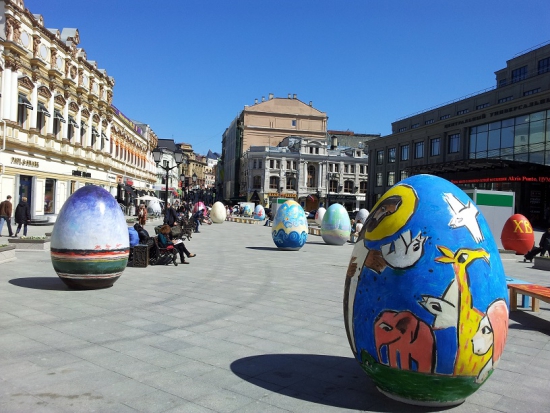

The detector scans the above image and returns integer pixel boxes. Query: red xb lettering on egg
[512,220,533,233]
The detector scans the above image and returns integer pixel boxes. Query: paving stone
[0,220,549,412]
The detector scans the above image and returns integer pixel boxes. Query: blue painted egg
[51,185,129,289]
[272,200,308,250]
[253,204,265,220]
[321,204,351,245]
[243,205,252,216]
[344,175,508,406]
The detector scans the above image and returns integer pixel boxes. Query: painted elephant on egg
[374,310,435,373]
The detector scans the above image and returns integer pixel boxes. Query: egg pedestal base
[59,275,121,290]
[377,388,464,407]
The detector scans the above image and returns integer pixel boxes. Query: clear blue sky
[26,0,549,156]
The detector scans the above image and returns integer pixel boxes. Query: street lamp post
[192,173,197,203]
[152,146,185,211]
[180,173,190,204]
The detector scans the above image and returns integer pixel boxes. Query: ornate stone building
[0,0,158,220]
[243,136,369,211]
[220,94,328,202]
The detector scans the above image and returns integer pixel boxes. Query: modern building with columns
[0,0,158,221]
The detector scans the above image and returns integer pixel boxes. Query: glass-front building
[367,42,550,227]
[469,110,550,164]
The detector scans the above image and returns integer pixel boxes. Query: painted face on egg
[344,175,509,405]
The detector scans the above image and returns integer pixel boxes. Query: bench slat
[508,283,550,312]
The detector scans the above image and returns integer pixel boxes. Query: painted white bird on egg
[444,193,484,243]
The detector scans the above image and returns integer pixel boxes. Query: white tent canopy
[136,195,163,202]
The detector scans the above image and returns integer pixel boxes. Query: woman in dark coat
[14,196,31,237]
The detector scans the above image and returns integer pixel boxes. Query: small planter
[8,237,51,251]
[0,244,16,263]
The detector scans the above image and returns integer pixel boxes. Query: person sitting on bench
[158,225,195,264]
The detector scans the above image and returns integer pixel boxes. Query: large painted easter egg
[355,208,369,225]
[314,207,326,225]
[243,204,252,216]
[321,204,351,245]
[344,175,508,406]
[272,200,308,250]
[500,214,534,254]
[193,201,206,215]
[210,201,226,224]
[50,185,129,289]
[253,204,265,220]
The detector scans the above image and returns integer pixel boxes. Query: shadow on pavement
[230,354,447,412]
[509,311,550,336]
[9,277,69,291]
[246,247,282,251]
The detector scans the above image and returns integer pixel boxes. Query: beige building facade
[221,94,327,201]
[0,0,158,220]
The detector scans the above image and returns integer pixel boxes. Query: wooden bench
[508,284,550,312]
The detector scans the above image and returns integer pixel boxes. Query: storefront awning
[54,109,66,123]
[38,102,51,117]
[18,94,33,110]
[68,115,79,128]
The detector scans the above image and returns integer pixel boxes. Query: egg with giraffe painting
[344,174,508,406]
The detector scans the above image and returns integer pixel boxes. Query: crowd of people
[128,200,215,266]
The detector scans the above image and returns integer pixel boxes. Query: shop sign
[11,157,39,168]
[107,174,116,181]
[452,176,550,184]
[72,170,91,178]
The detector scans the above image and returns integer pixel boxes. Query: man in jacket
[163,202,178,227]
[0,195,14,237]
[14,196,31,237]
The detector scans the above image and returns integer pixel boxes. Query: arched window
[253,176,261,189]
[286,178,296,190]
[307,165,316,187]
[269,176,279,190]
[344,180,354,192]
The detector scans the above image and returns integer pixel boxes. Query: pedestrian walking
[14,196,31,237]
[138,203,148,226]
[0,195,14,237]
[539,227,550,257]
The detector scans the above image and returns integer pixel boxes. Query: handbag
[166,245,174,251]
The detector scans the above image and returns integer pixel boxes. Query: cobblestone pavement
[0,219,548,412]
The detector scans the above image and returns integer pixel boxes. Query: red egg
[500,214,534,254]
